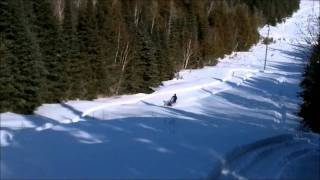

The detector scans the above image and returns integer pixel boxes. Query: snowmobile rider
[168,94,177,106]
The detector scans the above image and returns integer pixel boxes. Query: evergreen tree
[234,3,255,50]
[1,0,45,113]
[0,0,14,112]
[0,39,16,112]
[139,30,160,90]
[155,33,174,81]
[77,0,99,98]
[242,0,300,26]
[168,18,184,71]
[95,0,117,95]
[62,0,82,99]
[299,37,320,133]
[32,0,67,102]
[123,30,158,93]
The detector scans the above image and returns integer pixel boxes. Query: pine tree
[0,38,16,112]
[168,18,184,72]
[241,0,300,26]
[32,0,67,102]
[235,4,249,50]
[62,0,82,99]
[155,33,174,81]
[1,0,45,113]
[0,0,14,112]
[123,30,158,93]
[299,37,320,133]
[95,0,117,95]
[139,30,160,90]
[195,0,210,64]
[77,0,99,98]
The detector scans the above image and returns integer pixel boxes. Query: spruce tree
[123,30,158,93]
[0,39,16,112]
[140,30,160,90]
[155,33,174,81]
[299,37,320,133]
[168,18,184,72]
[62,0,82,99]
[2,0,45,113]
[95,0,116,95]
[31,0,67,102]
[77,0,99,98]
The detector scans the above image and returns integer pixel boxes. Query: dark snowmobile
[164,94,177,106]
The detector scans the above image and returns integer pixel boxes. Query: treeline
[241,0,300,25]
[0,0,299,113]
[299,36,320,133]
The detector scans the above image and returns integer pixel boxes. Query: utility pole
[264,25,270,71]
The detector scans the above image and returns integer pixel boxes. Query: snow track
[212,134,320,180]
[81,68,259,119]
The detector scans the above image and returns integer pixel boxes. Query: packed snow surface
[1,1,319,179]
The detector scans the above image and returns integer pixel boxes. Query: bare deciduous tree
[53,0,64,22]
[207,0,214,17]
[183,39,193,69]
[114,26,121,63]
[150,0,158,34]
[115,42,130,95]
[134,1,141,27]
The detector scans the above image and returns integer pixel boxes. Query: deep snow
[1,1,320,179]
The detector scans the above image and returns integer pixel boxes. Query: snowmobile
[164,94,177,106]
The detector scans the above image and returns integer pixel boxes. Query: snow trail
[81,68,259,119]
[214,134,319,179]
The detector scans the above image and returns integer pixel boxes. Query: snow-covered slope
[1,1,319,179]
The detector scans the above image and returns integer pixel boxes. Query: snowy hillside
[1,0,319,179]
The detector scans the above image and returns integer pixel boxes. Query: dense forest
[0,0,300,113]
[241,0,300,25]
[299,35,320,133]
